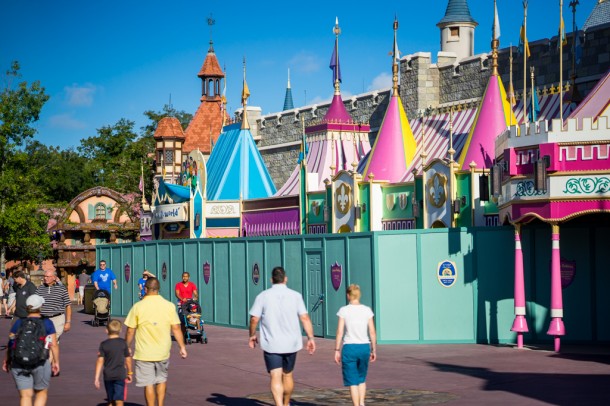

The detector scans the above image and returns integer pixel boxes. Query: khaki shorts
[49,314,66,340]
[135,360,169,387]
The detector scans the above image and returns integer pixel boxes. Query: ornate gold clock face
[427,172,447,208]
[335,183,352,215]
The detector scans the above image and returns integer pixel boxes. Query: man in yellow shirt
[124,277,187,406]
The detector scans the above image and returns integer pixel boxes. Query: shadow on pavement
[428,361,610,405]
[206,393,272,405]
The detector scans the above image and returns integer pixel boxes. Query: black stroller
[179,299,207,344]
[92,289,111,327]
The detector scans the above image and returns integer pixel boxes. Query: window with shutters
[95,203,106,220]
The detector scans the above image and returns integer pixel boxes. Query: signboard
[152,203,188,224]
[205,202,240,218]
[331,262,342,291]
[124,263,131,283]
[140,211,152,241]
[437,260,457,288]
[203,261,211,285]
[252,263,260,285]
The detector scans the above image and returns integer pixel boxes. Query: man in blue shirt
[92,260,118,293]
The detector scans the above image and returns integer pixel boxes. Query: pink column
[546,224,565,352]
[511,224,528,348]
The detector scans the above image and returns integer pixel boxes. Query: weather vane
[207,13,215,41]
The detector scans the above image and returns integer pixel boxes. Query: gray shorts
[11,361,51,391]
[135,359,169,387]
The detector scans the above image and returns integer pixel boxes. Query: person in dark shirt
[95,320,133,406]
[12,271,37,319]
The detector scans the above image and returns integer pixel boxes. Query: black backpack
[12,318,48,368]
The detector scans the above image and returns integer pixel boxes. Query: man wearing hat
[12,271,37,320]
[2,294,60,406]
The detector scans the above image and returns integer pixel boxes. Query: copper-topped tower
[183,16,227,155]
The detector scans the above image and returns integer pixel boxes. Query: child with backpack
[2,294,60,406]
[94,319,133,406]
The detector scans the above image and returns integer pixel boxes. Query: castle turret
[437,0,478,61]
[183,39,226,155]
[154,117,186,183]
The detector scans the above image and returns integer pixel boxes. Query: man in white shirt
[248,266,315,406]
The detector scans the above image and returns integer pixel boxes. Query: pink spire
[323,94,353,123]
[458,74,514,170]
[363,94,416,182]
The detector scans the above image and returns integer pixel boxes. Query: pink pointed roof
[323,94,352,122]
[458,74,515,170]
[362,93,417,182]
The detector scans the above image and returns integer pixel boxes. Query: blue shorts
[341,343,371,386]
[104,379,125,401]
[263,352,297,373]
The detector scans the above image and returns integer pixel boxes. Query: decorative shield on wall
[252,263,260,285]
[203,261,211,285]
[399,193,408,210]
[549,258,576,289]
[124,263,131,283]
[311,201,320,216]
[162,262,167,281]
[386,193,396,211]
[330,261,342,291]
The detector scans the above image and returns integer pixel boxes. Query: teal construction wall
[99,224,610,344]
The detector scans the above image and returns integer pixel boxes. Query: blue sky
[1,0,598,149]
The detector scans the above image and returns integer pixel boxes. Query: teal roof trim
[437,0,477,25]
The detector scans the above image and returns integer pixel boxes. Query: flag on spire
[241,80,250,104]
[528,89,540,122]
[575,28,582,65]
[559,14,567,49]
[139,175,144,192]
[392,18,400,63]
[518,25,530,58]
[507,81,516,107]
[329,17,341,85]
[493,0,501,40]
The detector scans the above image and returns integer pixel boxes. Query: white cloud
[48,113,87,130]
[64,83,97,107]
[367,72,392,91]
[288,52,320,74]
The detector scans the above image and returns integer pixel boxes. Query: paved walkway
[1,306,609,405]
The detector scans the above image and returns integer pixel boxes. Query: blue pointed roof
[206,123,277,200]
[437,0,477,25]
[583,0,610,31]
[283,87,294,110]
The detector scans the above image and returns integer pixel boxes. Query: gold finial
[491,0,500,76]
[391,17,400,95]
[241,56,250,130]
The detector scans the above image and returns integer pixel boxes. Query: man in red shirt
[175,272,198,304]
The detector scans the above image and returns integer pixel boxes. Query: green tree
[0,62,50,272]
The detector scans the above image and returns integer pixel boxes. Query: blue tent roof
[206,123,277,200]
[437,0,477,25]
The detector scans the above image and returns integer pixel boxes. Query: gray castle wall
[254,24,610,190]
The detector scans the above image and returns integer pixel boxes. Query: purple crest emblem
[330,261,342,291]
[558,258,576,288]
[124,263,131,283]
[203,261,211,285]
[252,263,260,285]
[162,262,167,281]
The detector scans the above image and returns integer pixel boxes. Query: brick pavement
[1,305,609,405]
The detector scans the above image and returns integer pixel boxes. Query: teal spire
[282,68,294,110]
[437,0,477,25]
